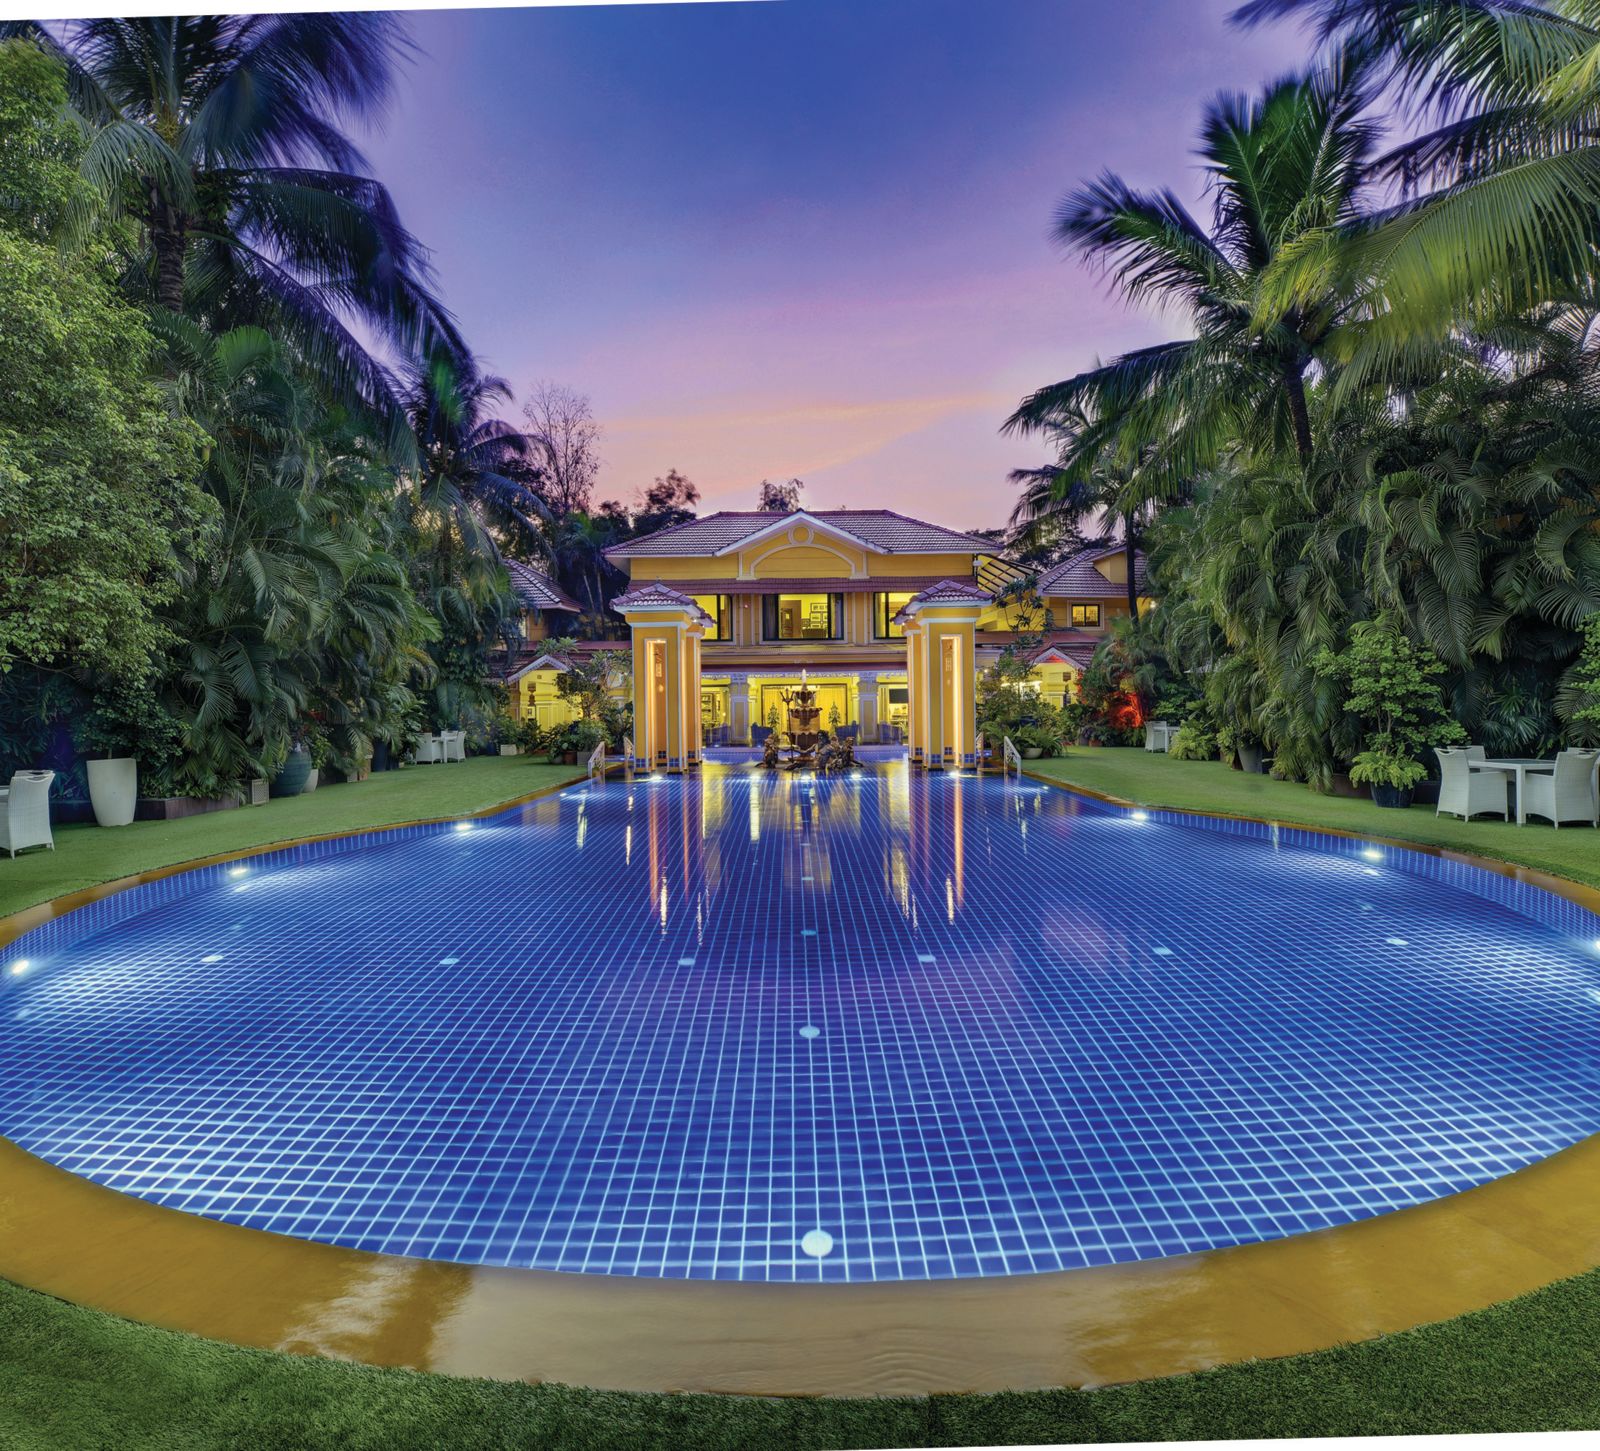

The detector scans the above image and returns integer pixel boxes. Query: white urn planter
[303,767,320,793]
[86,757,138,827]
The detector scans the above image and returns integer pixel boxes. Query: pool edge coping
[0,765,590,951]
[2,759,1600,1398]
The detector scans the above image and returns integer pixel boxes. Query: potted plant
[302,726,331,793]
[78,708,139,827]
[271,739,314,797]
[1348,740,1430,809]
[77,678,181,827]
[1315,616,1465,809]
[1216,721,1265,773]
[568,720,604,764]
[1018,724,1059,759]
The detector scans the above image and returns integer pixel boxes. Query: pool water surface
[4,762,1600,1282]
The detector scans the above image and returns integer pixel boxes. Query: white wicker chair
[1144,721,1170,752]
[1522,749,1600,828]
[0,770,56,857]
[1435,748,1508,822]
[440,730,466,763]
[413,734,444,765]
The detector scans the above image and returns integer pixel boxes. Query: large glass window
[761,593,843,641]
[693,594,732,641]
[874,591,917,639]
[1071,603,1102,628]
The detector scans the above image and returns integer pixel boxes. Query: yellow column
[898,584,986,770]
[903,618,925,767]
[614,586,711,774]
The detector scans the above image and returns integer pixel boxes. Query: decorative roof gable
[892,577,994,624]
[605,509,995,562]
[610,581,716,623]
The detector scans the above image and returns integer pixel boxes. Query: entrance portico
[613,583,712,773]
[896,579,988,769]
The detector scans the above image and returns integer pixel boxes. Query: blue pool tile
[4,761,1600,1282]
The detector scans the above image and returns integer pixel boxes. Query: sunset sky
[366,0,1309,527]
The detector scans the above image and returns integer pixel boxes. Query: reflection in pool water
[3,762,1600,1283]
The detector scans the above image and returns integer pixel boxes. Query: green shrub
[1169,717,1218,760]
[1315,615,1464,782]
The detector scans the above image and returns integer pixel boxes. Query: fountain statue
[765,670,859,772]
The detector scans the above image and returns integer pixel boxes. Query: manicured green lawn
[0,756,582,920]
[1028,748,1600,889]
[4,746,1600,1449]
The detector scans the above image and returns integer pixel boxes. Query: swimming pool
[4,763,1600,1283]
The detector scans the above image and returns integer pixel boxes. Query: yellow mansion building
[501,508,1147,769]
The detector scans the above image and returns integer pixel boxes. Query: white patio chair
[440,730,466,763]
[413,734,444,765]
[0,770,56,857]
[1522,749,1600,828]
[1144,721,1170,752]
[1436,748,1508,822]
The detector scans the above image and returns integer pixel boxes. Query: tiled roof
[505,559,581,613]
[489,638,627,682]
[648,576,955,596]
[611,581,716,623]
[892,578,995,623]
[605,509,994,561]
[1036,546,1147,600]
[1026,629,1103,669]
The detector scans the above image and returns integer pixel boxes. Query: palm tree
[1006,45,1382,467]
[398,353,554,724]
[404,351,551,557]
[1007,402,1183,619]
[155,322,436,792]
[0,15,460,413]
[1236,0,1600,357]
[552,508,626,626]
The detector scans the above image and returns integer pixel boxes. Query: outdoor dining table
[1469,757,1557,826]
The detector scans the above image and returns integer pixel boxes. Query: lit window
[1071,603,1102,628]
[875,592,916,639]
[692,594,732,641]
[762,593,843,641]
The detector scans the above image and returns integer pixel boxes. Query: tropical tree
[1237,0,1600,362]
[551,508,627,625]
[0,40,210,685]
[0,13,461,416]
[156,322,437,793]
[399,354,550,727]
[1007,401,1184,618]
[1007,45,1384,467]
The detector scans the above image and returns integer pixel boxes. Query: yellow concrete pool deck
[3,771,1599,1398]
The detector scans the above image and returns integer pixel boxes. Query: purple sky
[366,1,1309,528]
